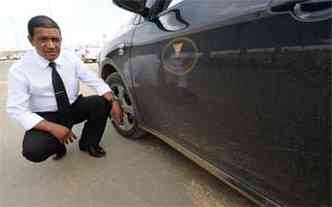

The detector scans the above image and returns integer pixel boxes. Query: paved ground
[0,60,255,207]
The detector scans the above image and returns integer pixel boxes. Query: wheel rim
[111,83,135,131]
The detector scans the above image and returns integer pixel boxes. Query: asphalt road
[0,60,256,207]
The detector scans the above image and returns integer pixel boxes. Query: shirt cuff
[96,83,112,96]
[18,112,44,131]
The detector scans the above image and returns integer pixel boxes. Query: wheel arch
[100,59,144,124]
[101,62,117,81]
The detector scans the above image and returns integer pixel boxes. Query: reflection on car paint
[161,37,199,76]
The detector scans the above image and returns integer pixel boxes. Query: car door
[130,0,331,206]
[235,0,331,206]
[258,0,331,205]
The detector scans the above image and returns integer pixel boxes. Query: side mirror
[113,0,149,17]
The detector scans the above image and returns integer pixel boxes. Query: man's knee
[22,146,48,163]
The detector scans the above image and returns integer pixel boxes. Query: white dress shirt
[7,49,111,131]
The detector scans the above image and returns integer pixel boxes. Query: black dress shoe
[80,145,106,158]
[53,148,67,160]
[96,145,106,154]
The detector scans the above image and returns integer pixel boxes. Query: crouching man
[6,15,123,162]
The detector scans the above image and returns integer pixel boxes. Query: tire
[105,72,146,139]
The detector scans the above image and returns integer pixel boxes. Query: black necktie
[49,62,70,113]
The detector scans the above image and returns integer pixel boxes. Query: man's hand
[49,123,78,144]
[103,91,123,125]
[111,101,123,125]
[34,120,77,144]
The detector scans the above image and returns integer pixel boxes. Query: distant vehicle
[0,54,20,61]
[99,0,332,206]
[7,54,20,60]
[81,47,101,63]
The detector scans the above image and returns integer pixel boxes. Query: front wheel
[105,72,146,139]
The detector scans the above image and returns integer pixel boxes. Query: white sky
[0,0,134,50]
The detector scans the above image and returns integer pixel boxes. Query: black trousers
[22,95,111,163]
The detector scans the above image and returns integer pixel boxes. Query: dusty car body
[98,0,332,206]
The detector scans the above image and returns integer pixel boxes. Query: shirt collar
[32,49,65,69]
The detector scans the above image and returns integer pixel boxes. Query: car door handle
[270,0,308,12]
[270,0,332,21]
[293,0,332,21]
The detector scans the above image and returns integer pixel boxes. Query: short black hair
[28,15,61,37]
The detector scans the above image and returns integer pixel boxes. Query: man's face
[29,27,61,61]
